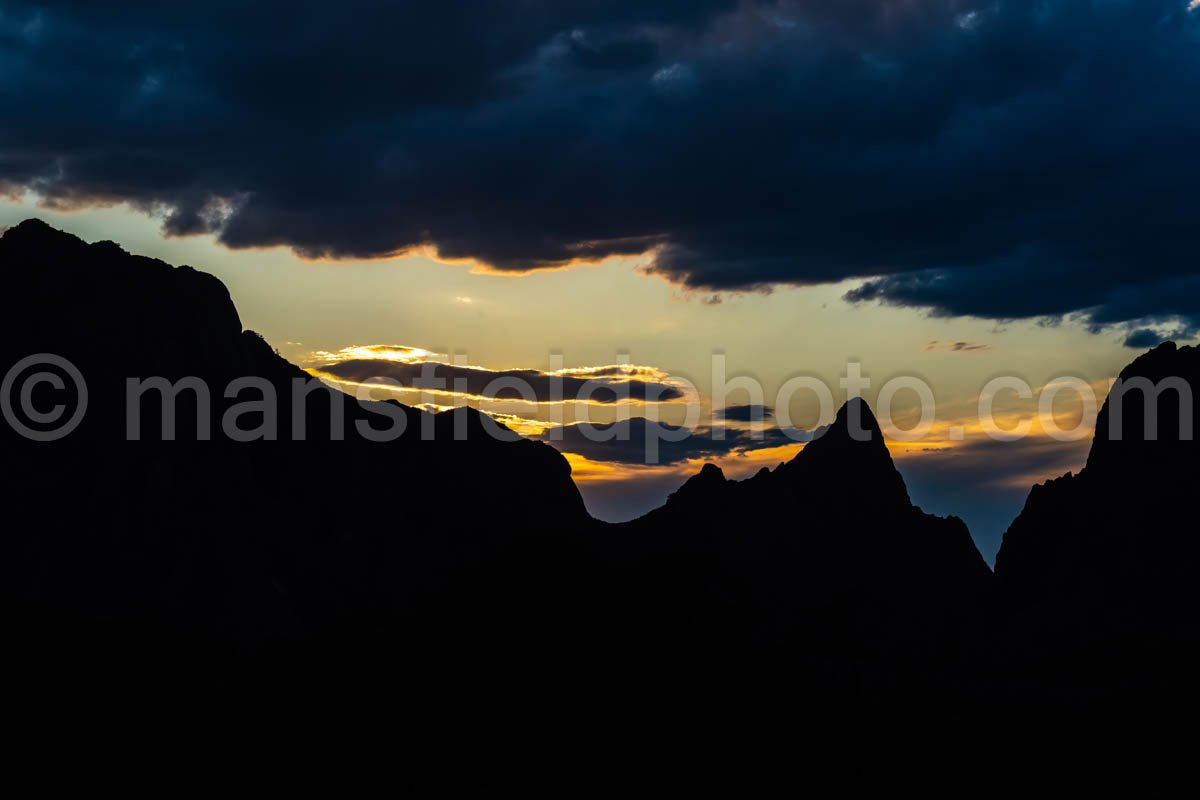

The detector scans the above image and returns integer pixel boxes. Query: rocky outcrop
[996,343,1200,643]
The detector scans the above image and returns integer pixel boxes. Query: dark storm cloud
[1124,329,1170,349]
[312,358,685,404]
[3,1,1200,335]
[540,416,820,465]
[718,403,773,422]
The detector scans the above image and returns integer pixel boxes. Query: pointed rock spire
[667,462,727,507]
[775,397,912,509]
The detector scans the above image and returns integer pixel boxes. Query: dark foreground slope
[0,221,1002,794]
[623,399,990,673]
[603,402,1002,793]
[997,341,1200,638]
[4,220,1199,795]
[0,219,593,646]
[0,220,605,794]
[989,342,1200,792]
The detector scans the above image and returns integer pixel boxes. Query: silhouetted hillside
[986,342,1200,793]
[625,398,990,661]
[3,221,1198,795]
[0,217,587,516]
[0,220,598,794]
[997,342,1200,641]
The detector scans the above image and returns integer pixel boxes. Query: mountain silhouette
[0,217,587,515]
[994,342,1200,679]
[626,398,990,653]
[996,342,1200,638]
[979,342,1200,794]
[0,221,600,794]
[2,220,1198,795]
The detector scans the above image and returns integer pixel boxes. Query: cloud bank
[541,416,821,465]
[307,345,687,404]
[3,1,1199,337]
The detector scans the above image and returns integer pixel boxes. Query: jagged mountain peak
[1084,340,1199,478]
[2,216,106,255]
[799,398,887,451]
[666,462,727,507]
[995,340,1200,637]
[3,217,59,237]
[774,397,911,509]
[0,220,589,523]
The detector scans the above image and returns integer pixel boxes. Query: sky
[3,1,1199,560]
